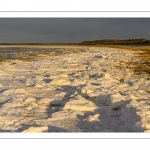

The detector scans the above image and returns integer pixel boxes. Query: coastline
[0,46,150,132]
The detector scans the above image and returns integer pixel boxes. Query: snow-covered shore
[0,46,150,132]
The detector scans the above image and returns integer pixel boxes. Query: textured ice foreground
[0,46,150,132]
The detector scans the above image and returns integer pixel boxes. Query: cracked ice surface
[0,46,150,132]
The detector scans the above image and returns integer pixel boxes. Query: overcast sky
[0,18,150,43]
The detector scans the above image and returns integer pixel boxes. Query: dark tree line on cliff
[80,38,150,45]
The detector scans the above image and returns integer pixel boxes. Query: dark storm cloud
[0,18,150,43]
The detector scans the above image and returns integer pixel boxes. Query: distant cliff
[80,38,150,45]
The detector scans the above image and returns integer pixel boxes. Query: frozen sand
[0,46,150,132]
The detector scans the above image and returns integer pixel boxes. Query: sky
[0,18,150,43]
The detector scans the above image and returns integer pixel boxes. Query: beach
[0,45,150,132]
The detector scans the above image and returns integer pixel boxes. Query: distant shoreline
[80,38,150,46]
